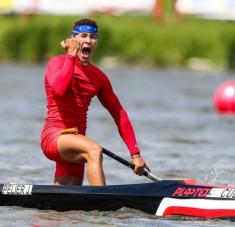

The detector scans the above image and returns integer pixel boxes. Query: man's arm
[47,55,75,96]
[97,77,140,156]
[97,75,150,175]
[47,38,79,96]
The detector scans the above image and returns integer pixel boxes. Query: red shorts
[41,126,84,179]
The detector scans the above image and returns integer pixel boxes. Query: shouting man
[41,18,150,186]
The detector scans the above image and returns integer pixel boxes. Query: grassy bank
[0,14,235,69]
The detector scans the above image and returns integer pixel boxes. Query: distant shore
[0,14,235,70]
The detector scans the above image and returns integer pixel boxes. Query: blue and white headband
[71,25,98,37]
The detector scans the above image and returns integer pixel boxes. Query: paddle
[102,148,161,182]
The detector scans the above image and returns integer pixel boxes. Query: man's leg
[57,134,106,186]
[54,176,83,185]
[54,161,84,185]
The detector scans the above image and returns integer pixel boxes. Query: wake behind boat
[1,179,235,219]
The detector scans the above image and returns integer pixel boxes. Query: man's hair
[73,18,98,29]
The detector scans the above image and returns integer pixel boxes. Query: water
[0,64,234,226]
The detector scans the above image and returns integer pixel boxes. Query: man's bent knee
[87,143,103,162]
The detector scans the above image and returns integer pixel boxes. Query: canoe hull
[1,180,235,219]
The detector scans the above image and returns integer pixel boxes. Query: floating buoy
[213,80,235,114]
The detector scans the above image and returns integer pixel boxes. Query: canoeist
[40,18,150,186]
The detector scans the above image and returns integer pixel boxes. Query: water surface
[0,64,234,226]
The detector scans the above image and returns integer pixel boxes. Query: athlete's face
[74,32,97,64]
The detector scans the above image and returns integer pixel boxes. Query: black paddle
[102,148,161,182]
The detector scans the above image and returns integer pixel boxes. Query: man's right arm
[46,55,75,96]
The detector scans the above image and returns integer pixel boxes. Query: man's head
[72,19,98,64]
[72,19,98,37]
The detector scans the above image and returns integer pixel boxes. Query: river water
[0,64,234,226]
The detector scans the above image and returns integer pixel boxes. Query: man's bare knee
[87,143,103,162]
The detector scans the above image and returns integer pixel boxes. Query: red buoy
[213,80,235,114]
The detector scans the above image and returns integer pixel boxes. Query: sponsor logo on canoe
[172,187,211,197]
[221,189,235,198]
[208,188,235,199]
[2,184,33,195]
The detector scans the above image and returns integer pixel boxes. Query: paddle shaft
[102,148,161,182]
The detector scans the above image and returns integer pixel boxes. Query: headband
[71,25,98,37]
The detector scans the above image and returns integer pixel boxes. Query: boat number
[2,184,33,195]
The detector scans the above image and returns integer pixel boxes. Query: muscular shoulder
[89,64,111,86]
[89,64,106,77]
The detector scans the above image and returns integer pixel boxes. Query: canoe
[1,179,235,219]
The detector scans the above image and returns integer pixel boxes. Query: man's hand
[131,156,150,176]
[60,38,80,57]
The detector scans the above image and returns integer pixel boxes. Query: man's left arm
[97,76,150,175]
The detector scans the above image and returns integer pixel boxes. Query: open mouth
[81,47,91,56]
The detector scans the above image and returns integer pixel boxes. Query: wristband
[131,154,141,159]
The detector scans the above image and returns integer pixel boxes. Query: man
[41,18,150,186]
